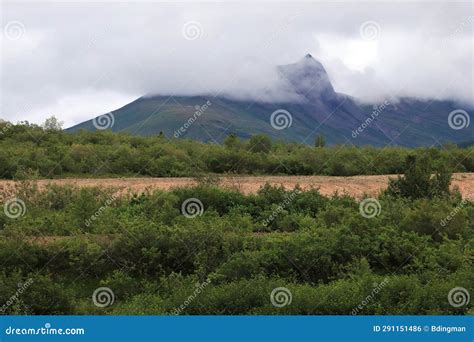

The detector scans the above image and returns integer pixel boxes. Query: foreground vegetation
[0,122,473,179]
[0,175,472,315]
[0,122,472,315]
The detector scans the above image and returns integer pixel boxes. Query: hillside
[68,55,473,147]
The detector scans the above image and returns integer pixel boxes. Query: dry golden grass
[1,173,473,199]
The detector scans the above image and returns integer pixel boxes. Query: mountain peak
[278,55,337,102]
[68,53,473,147]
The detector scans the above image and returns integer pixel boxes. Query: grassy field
[1,173,474,199]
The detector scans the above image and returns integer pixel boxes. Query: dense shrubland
[0,123,472,315]
[0,179,472,315]
[0,122,473,179]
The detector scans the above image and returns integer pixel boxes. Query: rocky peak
[278,54,337,102]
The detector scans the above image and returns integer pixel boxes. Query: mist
[1,1,472,127]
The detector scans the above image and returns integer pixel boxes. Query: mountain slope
[68,55,473,147]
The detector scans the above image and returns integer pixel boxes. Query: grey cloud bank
[1,1,472,127]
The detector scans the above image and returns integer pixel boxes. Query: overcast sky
[1,1,473,127]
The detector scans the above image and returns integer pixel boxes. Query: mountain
[68,55,473,147]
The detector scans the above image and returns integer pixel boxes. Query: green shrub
[386,155,452,199]
[0,181,471,315]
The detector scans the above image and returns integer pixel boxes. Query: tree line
[0,121,473,179]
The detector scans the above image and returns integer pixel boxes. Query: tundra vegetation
[0,122,473,178]
[0,123,472,315]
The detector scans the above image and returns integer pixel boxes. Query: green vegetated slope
[1,123,473,179]
[67,55,474,147]
[68,95,326,142]
[67,95,474,147]
[0,178,472,315]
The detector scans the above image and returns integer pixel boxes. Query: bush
[0,181,471,315]
[0,271,73,314]
[386,155,452,199]
[0,123,473,177]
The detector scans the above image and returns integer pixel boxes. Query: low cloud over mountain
[1,2,473,127]
[69,55,473,147]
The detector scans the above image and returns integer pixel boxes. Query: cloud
[1,1,472,127]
